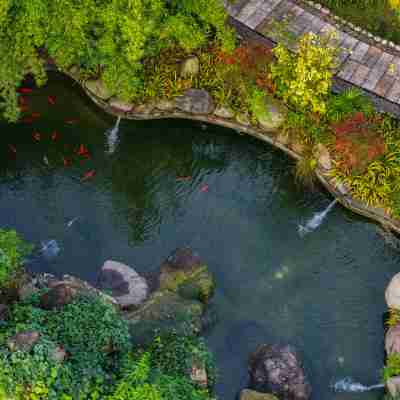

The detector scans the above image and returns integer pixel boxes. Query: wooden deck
[226,0,400,106]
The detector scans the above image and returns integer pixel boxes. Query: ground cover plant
[0,291,215,400]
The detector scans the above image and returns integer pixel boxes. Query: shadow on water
[0,73,399,400]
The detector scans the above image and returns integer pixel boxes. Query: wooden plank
[362,52,394,91]
[349,41,370,62]
[350,64,370,86]
[237,0,266,22]
[246,4,274,28]
[337,60,361,81]
[386,79,400,103]
[374,72,397,97]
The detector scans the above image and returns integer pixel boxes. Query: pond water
[1,73,399,400]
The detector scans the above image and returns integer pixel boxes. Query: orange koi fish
[48,96,56,105]
[18,96,28,105]
[33,132,41,141]
[8,144,17,154]
[21,117,34,124]
[200,184,209,192]
[17,87,33,94]
[19,105,29,113]
[31,112,41,118]
[81,170,95,181]
[62,157,70,166]
[51,131,60,141]
[176,176,192,181]
[77,144,89,156]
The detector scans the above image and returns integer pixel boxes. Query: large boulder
[249,344,311,400]
[85,79,113,100]
[97,260,149,308]
[159,248,214,303]
[180,56,200,78]
[39,283,77,310]
[240,389,279,400]
[386,323,400,354]
[125,290,203,346]
[386,273,400,310]
[7,331,40,352]
[175,89,215,115]
[255,99,285,132]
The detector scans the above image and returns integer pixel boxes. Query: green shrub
[0,229,32,289]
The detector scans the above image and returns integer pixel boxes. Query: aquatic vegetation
[387,308,400,327]
[294,151,318,189]
[0,229,32,289]
[384,353,400,382]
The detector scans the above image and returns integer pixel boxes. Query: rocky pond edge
[65,67,400,237]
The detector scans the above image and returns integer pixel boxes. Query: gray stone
[214,106,234,119]
[386,323,400,354]
[249,344,311,400]
[97,260,149,308]
[39,283,77,310]
[255,99,285,131]
[387,376,400,398]
[7,331,40,352]
[180,56,200,78]
[386,272,400,310]
[51,346,67,363]
[240,389,279,400]
[109,98,133,112]
[134,103,155,115]
[190,360,208,388]
[315,143,332,170]
[175,89,215,115]
[85,79,113,100]
[156,99,175,112]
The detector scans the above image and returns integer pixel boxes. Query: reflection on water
[0,73,398,400]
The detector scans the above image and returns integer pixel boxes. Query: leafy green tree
[0,0,234,121]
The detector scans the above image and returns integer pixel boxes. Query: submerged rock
[125,290,203,346]
[180,56,200,78]
[249,344,311,400]
[7,331,40,352]
[240,389,279,400]
[386,273,400,310]
[159,247,214,303]
[175,89,215,115]
[386,323,400,354]
[97,260,149,308]
[85,79,113,100]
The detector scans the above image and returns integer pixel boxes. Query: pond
[0,73,398,400]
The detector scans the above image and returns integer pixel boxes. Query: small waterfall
[298,199,338,237]
[332,378,384,393]
[105,116,121,154]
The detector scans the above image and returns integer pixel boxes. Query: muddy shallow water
[0,74,398,400]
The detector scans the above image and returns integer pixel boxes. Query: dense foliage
[0,0,235,121]
[0,229,31,289]
[0,292,215,400]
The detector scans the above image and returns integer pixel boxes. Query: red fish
[33,132,41,141]
[8,144,17,154]
[65,119,79,125]
[62,157,70,166]
[17,87,33,94]
[21,117,34,124]
[51,131,60,141]
[77,144,89,156]
[48,96,56,105]
[81,170,95,181]
[19,105,29,113]
[176,176,192,181]
[31,112,41,118]
[18,96,28,105]
[200,184,209,193]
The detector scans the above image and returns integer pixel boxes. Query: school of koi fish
[9,86,95,182]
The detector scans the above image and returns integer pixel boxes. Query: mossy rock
[125,290,203,346]
[255,97,286,132]
[159,248,215,303]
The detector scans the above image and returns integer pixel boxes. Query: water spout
[332,377,384,393]
[105,116,121,154]
[298,199,338,237]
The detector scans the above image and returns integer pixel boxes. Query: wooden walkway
[225,0,400,106]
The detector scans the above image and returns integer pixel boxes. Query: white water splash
[105,116,121,154]
[298,199,338,237]
[40,239,60,260]
[66,217,79,228]
[332,377,384,393]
